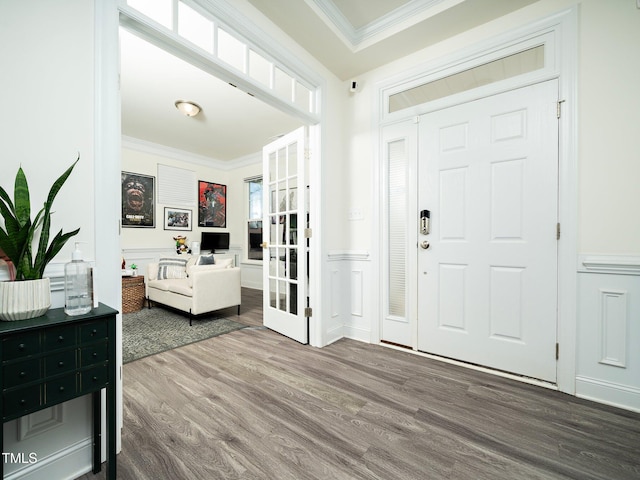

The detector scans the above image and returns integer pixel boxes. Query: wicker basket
[122,275,145,314]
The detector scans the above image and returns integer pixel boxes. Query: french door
[262,127,309,343]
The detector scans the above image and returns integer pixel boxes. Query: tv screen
[201,232,230,252]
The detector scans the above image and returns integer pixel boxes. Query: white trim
[122,136,262,170]
[96,0,124,457]
[575,376,640,413]
[374,7,578,394]
[306,0,464,51]
[579,255,640,275]
[4,438,95,480]
[327,250,370,261]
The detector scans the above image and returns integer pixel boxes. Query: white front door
[262,127,308,343]
[417,80,559,382]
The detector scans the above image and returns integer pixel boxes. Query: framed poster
[198,181,226,227]
[164,207,192,231]
[121,172,155,228]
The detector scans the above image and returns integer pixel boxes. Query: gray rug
[123,307,246,363]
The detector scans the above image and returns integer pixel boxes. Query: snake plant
[0,158,80,280]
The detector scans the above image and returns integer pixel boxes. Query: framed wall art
[164,207,192,231]
[198,181,226,227]
[121,171,155,228]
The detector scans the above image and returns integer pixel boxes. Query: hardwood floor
[79,288,640,480]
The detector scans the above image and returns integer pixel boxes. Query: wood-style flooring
[79,288,640,480]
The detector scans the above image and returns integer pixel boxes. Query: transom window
[122,0,316,118]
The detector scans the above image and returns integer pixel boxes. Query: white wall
[0,1,102,478]
[121,145,266,288]
[121,147,230,253]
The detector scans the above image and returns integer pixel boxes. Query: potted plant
[0,159,80,320]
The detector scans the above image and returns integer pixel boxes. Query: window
[246,177,263,261]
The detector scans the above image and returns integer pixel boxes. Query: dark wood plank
[78,290,640,479]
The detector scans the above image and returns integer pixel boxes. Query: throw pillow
[157,257,188,280]
[196,254,215,265]
[216,258,233,268]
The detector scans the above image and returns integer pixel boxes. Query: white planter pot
[0,278,51,321]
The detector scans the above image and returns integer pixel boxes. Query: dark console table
[0,303,117,479]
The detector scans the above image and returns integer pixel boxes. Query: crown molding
[122,135,261,171]
[305,0,464,52]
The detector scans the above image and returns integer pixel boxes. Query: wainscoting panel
[598,289,627,368]
[577,255,640,412]
[327,251,371,344]
[351,270,364,318]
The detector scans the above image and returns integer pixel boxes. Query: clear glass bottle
[64,242,93,316]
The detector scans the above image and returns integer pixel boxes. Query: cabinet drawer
[45,349,77,376]
[2,332,41,360]
[80,343,108,367]
[80,366,108,394]
[44,325,76,351]
[80,321,108,344]
[45,374,77,405]
[3,384,41,419]
[3,358,42,388]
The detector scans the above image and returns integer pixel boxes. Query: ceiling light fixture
[174,100,201,117]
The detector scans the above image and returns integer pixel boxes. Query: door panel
[417,80,559,382]
[263,127,307,343]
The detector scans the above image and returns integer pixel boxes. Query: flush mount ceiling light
[174,100,201,117]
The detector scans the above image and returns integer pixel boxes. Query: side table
[0,304,118,479]
[122,275,145,314]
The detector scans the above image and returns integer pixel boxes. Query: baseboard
[4,437,94,480]
[342,325,371,343]
[575,375,640,413]
[241,279,262,289]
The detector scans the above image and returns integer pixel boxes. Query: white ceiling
[120,0,538,162]
[120,29,304,162]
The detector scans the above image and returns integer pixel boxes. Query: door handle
[420,240,430,250]
[261,242,268,249]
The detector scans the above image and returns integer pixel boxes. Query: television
[201,232,230,252]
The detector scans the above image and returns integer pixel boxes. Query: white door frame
[93,0,329,460]
[373,8,578,394]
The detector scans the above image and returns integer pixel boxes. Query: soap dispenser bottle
[64,242,93,316]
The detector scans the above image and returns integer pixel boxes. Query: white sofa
[145,256,241,325]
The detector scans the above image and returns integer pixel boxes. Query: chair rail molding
[579,254,640,275]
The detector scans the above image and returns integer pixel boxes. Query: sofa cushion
[148,278,193,297]
[168,282,193,297]
[147,279,170,291]
[157,257,188,280]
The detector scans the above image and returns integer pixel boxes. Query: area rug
[123,307,246,363]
